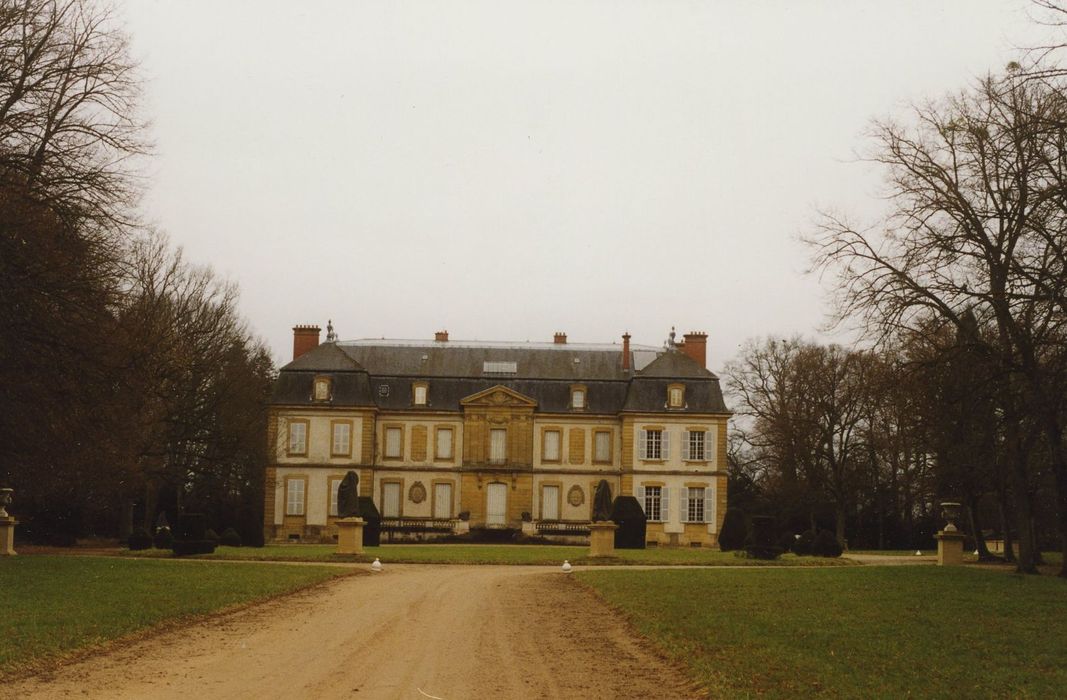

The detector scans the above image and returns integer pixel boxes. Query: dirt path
[9,565,699,700]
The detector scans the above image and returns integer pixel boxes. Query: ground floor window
[285,478,305,516]
[382,481,401,518]
[541,484,560,520]
[686,487,706,522]
[433,482,453,519]
[644,485,662,521]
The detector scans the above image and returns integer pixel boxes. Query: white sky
[119,0,1052,370]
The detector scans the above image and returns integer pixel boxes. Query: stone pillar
[336,517,366,555]
[0,517,17,556]
[588,522,618,558]
[935,529,965,566]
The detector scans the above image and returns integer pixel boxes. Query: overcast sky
[118,1,1052,370]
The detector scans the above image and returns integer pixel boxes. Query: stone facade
[265,327,730,546]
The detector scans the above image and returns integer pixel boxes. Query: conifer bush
[153,526,173,550]
[718,509,747,551]
[128,527,152,551]
[220,527,242,547]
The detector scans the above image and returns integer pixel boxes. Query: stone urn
[940,501,961,533]
[0,488,12,518]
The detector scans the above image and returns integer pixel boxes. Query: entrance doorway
[486,483,507,526]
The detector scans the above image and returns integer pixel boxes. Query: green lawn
[123,543,855,567]
[0,556,351,675]
[578,567,1067,699]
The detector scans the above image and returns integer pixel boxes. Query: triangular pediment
[460,385,537,408]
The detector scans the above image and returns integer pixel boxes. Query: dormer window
[413,382,428,406]
[313,376,331,401]
[570,385,586,410]
[668,383,685,409]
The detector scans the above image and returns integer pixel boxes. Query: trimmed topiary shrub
[610,496,647,549]
[812,529,844,557]
[205,528,220,545]
[128,527,152,551]
[778,531,796,554]
[172,513,216,556]
[718,508,747,551]
[358,496,381,547]
[793,529,816,556]
[744,515,782,559]
[220,527,242,547]
[153,526,173,550]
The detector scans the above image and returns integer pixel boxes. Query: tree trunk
[998,490,1015,563]
[835,507,846,549]
[967,496,993,561]
[1006,420,1038,574]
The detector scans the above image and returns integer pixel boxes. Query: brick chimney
[434,330,449,342]
[621,332,631,370]
[681,331,708,368]
[553,332,567,344]
[292,324,321,361]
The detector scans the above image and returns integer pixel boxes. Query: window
[435,427,454,460]
[686,487,707,523]
[684,430,706,461]
[329,478,341,517]
[314,377,331,401]
[285,478,305,516]
[543,429,561,462]
[413,383,428,405]
[571,386,586,409]
[381,481,401,518]
[668,383,684,408]
[643,486,663,522]
[541,484,560,520]
[288,421,308,455]
[331,422,351,456]
[594,430,612,463]
[489,428,507,464]
[433,482,453,519]
[384,427,402,459]
[640,429,667,460]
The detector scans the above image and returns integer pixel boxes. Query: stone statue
[592,479,613,522]
[338,471,361,518]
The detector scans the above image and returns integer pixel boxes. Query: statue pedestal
[336,517,365,555]
[935,528,965,566]
[0,517,17,556]
[588,522,618,558]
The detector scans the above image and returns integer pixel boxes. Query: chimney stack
[434,330,449,342]
[621,332,631,370]
[681,331,708,368]
[553,332,567,344]
[292,324,321,361]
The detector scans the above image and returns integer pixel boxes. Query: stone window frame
[540,426,563,464]
[684,426,709,463]
[286,418,310,457]
[382,424,405,461]
[330,419,353,458]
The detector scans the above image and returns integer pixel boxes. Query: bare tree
[808,74,1067,575]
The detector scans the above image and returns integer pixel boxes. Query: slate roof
[272,340,729,414]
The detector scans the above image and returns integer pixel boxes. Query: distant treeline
[0,1,272,545]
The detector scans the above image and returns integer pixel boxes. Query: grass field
[122,543,855,567]
[578,566,1067,698]
[0,556,351,674]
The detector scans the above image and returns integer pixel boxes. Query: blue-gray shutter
[636,485,646,514]
[682,431,690,461]
[680,487,689,522]
[661,486,670,522]
[638,429,647,460]
[704,486,713,525]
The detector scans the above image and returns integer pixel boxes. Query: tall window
[331,422,351,456]
[384,427,402,458]
[285,478,305,516]
[489,429,507,464]
[685,430,706,461]
[382,482,401,518]
[433,482,452,519]
[645,429,662,460]
[644,486,662,521]
[288,421,307,455]
[329,479,341,517]
[541,484,560,520]
[543,429,561,462]
[594,431,611,463]
[435,427,454,460]
[686,487,706,522]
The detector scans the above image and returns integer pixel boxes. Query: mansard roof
[272,337,729,414]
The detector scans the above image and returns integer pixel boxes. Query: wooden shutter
[661,431,671,461]
[682,431,690,460]
[704,487,713,525]
[636,485,646,514]
[661,487,670,522]
[680,487,689,523]
[638,429,647,460]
